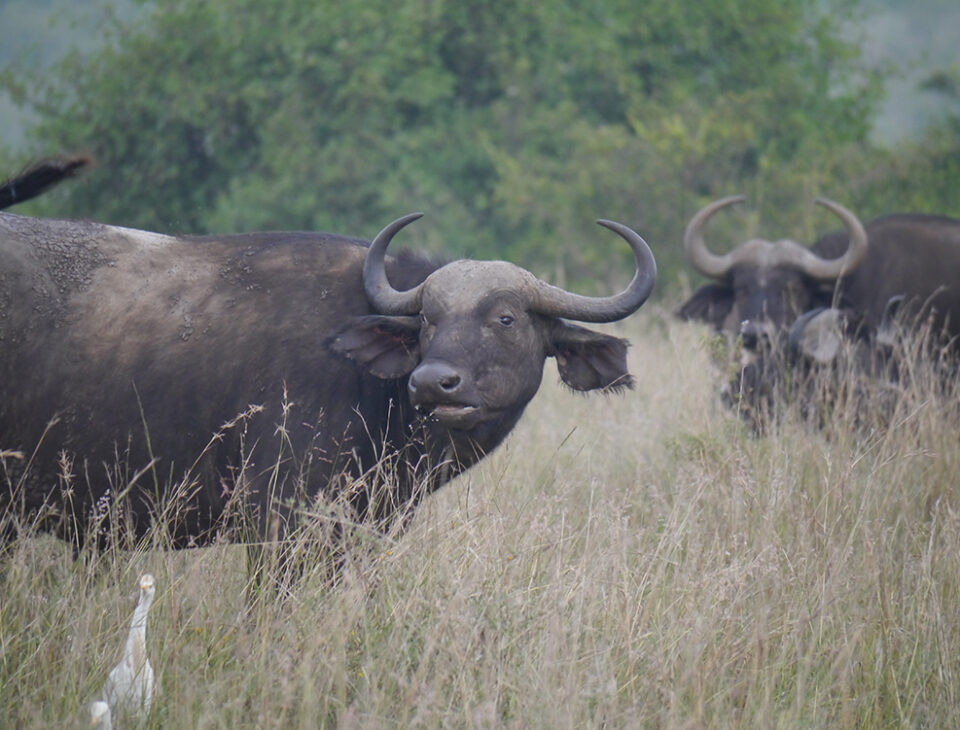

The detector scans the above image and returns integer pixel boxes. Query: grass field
[2,305,959,728]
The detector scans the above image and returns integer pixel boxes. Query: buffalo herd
[677,196,960,424]
[2,157,958,554]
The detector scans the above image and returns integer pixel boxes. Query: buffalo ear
[875,295,905,348]
[548,321,633,392]
[788,307,844,364]
[328,315,421,379]
[676,284,734,328]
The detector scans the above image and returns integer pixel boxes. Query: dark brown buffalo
[677,198,960,350]
[724,305,889,426]
[726,298,949,429]
[678,197,960,426]
[0,211,655,550]
[0,155,91,210]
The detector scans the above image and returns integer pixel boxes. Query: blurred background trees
[1,0,958,289]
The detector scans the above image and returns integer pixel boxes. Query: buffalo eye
[498,314,515,328]
[419,313,429,327]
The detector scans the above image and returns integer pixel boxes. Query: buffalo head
[333,213,656,449]
[677,196,868,348]
[726,296,912,430]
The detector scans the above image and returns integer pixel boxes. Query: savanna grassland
[2,305,958,729]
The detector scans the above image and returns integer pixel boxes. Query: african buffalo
[724,305,885,426]
[0,155,91,210]
[726,298,942,428]
[0,211,655,552]
[677,198,960,425]
[677,198,960,349]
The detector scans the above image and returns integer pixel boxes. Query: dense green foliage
[4,0,957,286]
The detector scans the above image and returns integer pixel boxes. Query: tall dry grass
[2,304,959,728]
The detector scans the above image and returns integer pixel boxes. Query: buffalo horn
[800,198,868,280]
[529,219,657,323]
[683,195,746,279]
[683,196,869,282]
[363,212,426,314]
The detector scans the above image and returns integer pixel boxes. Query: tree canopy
[11,0,953,288]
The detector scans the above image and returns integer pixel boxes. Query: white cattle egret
[103,573,156,722]
[89,700,112,729]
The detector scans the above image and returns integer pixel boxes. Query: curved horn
[363,212,426,314]
[799,198,868,281]
[683,195,746,279]
[529,219,657,323]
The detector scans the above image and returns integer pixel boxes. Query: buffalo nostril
[439,373,461,391]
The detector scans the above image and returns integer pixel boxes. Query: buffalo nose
[409,361,462,401]
[739,320,770,350]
